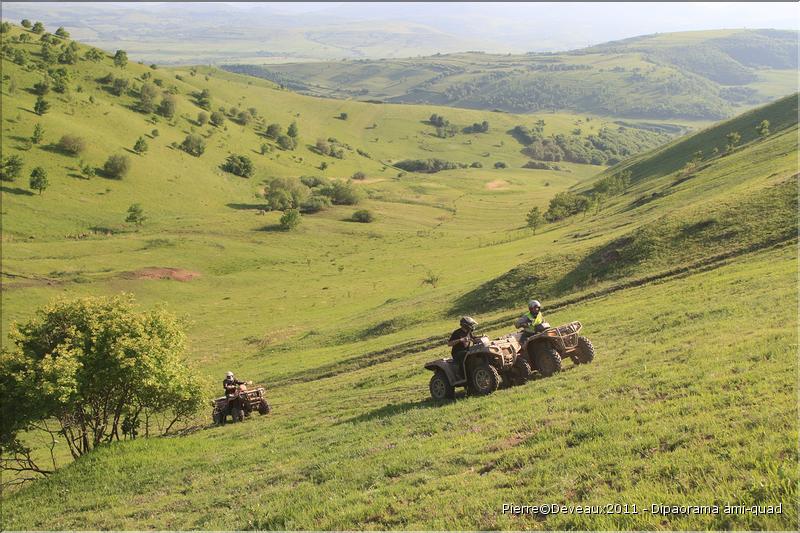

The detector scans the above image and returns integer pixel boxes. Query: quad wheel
[231,407,244,423]
[574,336,595,364]
[258,399,271,415]
[511,357,533,386]
[212,410,222,425]
[470,363,501,395]
[532,343,562,377]
[429,369,455,400]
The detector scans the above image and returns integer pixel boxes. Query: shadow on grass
[340,397,441,425]
[1,185,35,196]
[258,224,289,232]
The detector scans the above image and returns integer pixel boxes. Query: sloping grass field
[0,23,798,530]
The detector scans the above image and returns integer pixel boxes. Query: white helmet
[226,371,234,378]
[528,300,541,309]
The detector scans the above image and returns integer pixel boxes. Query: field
[0,22,798,530]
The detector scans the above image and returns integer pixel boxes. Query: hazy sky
[3,1,798,61]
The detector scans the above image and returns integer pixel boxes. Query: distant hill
[226,29,798,120]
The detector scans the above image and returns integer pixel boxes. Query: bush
[395,158,458,173]
[221,154,254,178]
[351,209,375,223]
[180,134,205,156]
[265,177,309,211]
[57,134,87,155]
[279,209,301,230]
[494,161,507,169]
[265,123,282,139]
[29,167,49,194]
[103,154,131,179]
[209,111,225,127]
[197,112,209,126]
[277,134,297,150]
[1,155,25,182]
[300,195,332,213]
[544,191,590,222]
[351,171,366,180]
[322,180,361,205]
[158,94,177,118]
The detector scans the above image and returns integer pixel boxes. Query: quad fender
[424,359,461,385]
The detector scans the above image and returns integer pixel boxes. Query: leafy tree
[221,154,253,177]
[1,155,25,182]
[209,111,225,127]
[133,136,148,154]
[12,49,27,66]
[113,49,128,68]
[21,19,32,29]
[260,143,271,155]
[236,110,253,125]
[32,77,51,95]
[29,167,49,194]
[34,96,50,116]
[265,123,282,139]
[103,154,131,179]
[49,68,70,93]
[31,22,45,34]
[726,131,741,152]
[351,209,374,223]
[138,82,158,113]
[277,134,297,151]
[544,191,590,222]
[54,27,70,39]
[279,209,301,230]
[757,120,770,137]
[158,94,177,118]
[180,134,205,156]
[265,177,309,210]
[31,124,44,145]
[125,203,146,226]
[197,111,209,126]
[84,47,104,61]
[57,134,87,156]
[111,77,129,96]
[287,121,299,138]
[526,207,544,233]
[0,294,204,474]
[195,88,211,109]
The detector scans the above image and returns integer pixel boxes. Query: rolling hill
[225,29,798,120]
[0,22,798,530]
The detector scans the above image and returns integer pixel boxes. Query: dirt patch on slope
[485,179,509,190]
[125,267,200,282]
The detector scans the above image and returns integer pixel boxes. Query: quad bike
[424,332,533,400]
[212,383,271,425]
[514,319,595,377]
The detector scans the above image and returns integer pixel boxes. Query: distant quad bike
[212,383,271,425]
[515,320,595,377]
[424,333,533,400]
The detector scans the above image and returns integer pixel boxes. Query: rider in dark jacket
[223,371,245,396]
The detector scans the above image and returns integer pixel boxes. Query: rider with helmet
[448,316,478,379]
[516,300,546,344]
[222,371,246,396]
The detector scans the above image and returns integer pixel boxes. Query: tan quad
[424,333,533,400]
[424,321,595,401]
[516,320,595,377]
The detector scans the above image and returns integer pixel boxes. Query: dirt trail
[124,267,200,281]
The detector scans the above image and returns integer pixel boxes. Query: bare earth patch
[485,179,509,190]
[125,267,200,282]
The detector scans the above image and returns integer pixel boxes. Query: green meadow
[0,22,797,530]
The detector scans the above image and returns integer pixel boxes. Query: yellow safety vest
[524,310,543,333]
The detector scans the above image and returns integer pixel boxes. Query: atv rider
[222,371,246,397]
[517,300,546,344]
[448,316,478,379]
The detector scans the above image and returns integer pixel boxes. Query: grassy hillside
[1,23,798,530]
[229,29,798,120]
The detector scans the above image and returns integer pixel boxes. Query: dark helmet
[460,316,478,331]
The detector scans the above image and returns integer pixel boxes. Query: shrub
[544,191,590,222]
[265,123,282,139]
[180,134,205,156]
[29,167,49,194]
[351,209,374,223]
[57,134,87,155]
[133,137,148,154]
[197,112,208,126]
[277,134,297,150]
[34,96,50,115]
[209,111,225,127]
[279,209,301,230]
[300,195,332,213]
[351,171,366,180]
[221,154,254,178]
[265,177,310,211]
[395,158,458,173]
[494,161,507,169]
[1,155,25,182]
[103,154,131,179]
[158,94,177,118]
[125,203,146,226]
